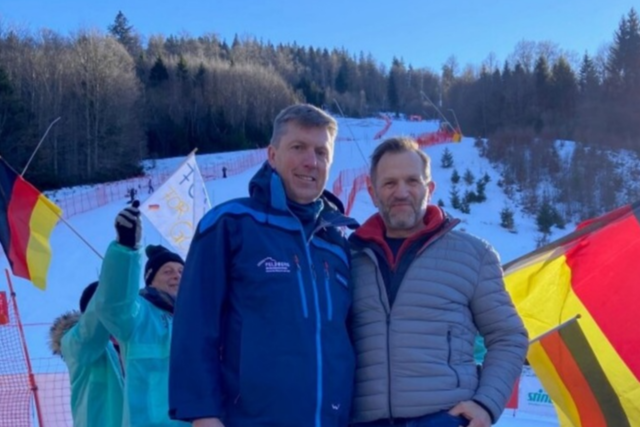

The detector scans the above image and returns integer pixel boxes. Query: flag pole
[528,315,581,345]
[21,116,61,177]
[55,211,104,260]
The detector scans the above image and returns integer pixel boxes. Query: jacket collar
[49,311,81,356]
[352,205,456,266]
[249,161,358,230]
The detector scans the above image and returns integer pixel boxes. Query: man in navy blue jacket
[169,104,358,427]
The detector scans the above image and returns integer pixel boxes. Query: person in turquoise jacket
[49,281,124,427]
[94,200,189,427]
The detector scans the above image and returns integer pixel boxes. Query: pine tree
[552,208,566,230]
[441,56,458,106]
[335,56,352,94]
[535,232,550,248]
[451,169,460,184]
[440,147,454,168]
[149,56,169,85]
[460,192,471,213]
[475,179,487,203]
[195,63,206,88]
[177,55,189,81]
[108,11,140,56]
[551,56,578,127]
[463,168,475,185]
[449,186,461,210]
[607,8,640,90]
[579,54,600,95]
[536,202,557,234]
[500,207,515,230]
[463,190,477,205]
[534,55,552,115]
[605,8,640,137]
[387,57,405,115]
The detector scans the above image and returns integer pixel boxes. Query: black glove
[115,200,141,249]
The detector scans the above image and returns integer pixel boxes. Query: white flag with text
[141,152,211,258]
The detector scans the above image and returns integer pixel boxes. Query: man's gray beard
[385,211,418,231]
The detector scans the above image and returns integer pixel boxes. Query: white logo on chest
[257,257,291,273]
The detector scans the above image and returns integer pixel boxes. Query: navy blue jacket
[169,163,358,427]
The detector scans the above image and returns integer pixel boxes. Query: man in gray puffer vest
[349,137,528,427]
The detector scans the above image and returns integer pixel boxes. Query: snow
[0,116,562,426]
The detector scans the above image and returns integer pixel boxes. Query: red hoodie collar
[354,205,448,266]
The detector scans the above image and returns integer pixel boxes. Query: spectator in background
[169,104,358,427]
[127,187,137,204]
[349,137,528,427]
[222,166,227,178]
[93,200,189,426]
[49,281,124,427]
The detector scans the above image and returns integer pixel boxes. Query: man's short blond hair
[270,104,338,147]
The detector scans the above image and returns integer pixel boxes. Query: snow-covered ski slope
[1,116,561,426]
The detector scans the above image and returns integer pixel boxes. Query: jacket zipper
[303,245,323,427]
[386,313,394,421]
[323,262,333,321]
[295,223,323,427]
[369,249,395,421]
[294,255,309,318]
[291,204,341,427]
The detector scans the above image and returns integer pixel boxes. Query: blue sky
[1,0,637,69]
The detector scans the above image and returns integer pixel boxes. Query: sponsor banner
[517,366,558,419]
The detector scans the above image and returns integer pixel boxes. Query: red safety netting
[28,357,72,426]
[373,115,392,140]
[332,166,368,216]
[51,149,268,220]
[1,270,73,426]
[0,276,40,426]
[416,127,462,147]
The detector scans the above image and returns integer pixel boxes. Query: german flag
[504,202,640,426]
[0,157,61,290]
